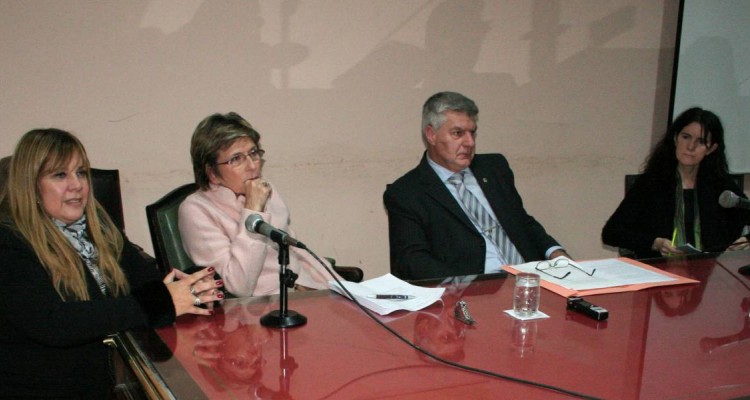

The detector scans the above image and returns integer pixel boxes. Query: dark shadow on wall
[1,0,674,164]
[0,0,682,262]
[326,0,663,160]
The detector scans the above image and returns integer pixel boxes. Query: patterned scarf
[54,216,108,295]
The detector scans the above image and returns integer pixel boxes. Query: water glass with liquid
[513,273,541,317]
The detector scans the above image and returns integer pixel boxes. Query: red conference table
[118,250,750,399]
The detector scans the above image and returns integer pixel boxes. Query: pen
[367,294,415,300]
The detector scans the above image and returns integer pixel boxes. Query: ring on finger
[190,286,197,296]
[193,296,202,307]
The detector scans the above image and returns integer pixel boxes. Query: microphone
[245,214,306,249]
[719,190,750,210]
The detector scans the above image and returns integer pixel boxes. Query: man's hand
[549,249,571,260]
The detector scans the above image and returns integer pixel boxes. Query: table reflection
[700,296,750,353]
[652,258,714,317]
[169,299,305,399]
[413,295,467,362]
[133,251,750,400]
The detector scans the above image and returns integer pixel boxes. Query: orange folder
[504,257,699,298]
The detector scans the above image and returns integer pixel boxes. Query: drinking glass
[513,273,541,317]
[512,319,538,357]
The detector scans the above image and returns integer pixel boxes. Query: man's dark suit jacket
[383,153,561,280]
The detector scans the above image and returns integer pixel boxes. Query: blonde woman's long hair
[6,129,130,301]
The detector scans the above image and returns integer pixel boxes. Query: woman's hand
[728,236,750,251]
[243,178,272,212]
[164,267,225,317]
[652,237,683,256]
[191,325,224,368]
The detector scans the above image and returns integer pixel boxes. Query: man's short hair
[422,92,479,146]
[421,92,478,144]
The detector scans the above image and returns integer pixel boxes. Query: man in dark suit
[384,92,568,280]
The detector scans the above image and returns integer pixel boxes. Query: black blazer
[384,153,561,280]
[602,171,750,259]
[0,224,174,398]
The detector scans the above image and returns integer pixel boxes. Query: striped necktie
[448,172,525,266]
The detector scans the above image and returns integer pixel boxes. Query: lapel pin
[482,178,488,183]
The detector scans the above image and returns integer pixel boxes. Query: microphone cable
[305,247,602,400]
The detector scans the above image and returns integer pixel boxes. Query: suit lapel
[416,155,476,230]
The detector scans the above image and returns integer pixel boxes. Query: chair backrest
[621,172,746,258]
[730,174,744,192]
[624,174,639,195]
[1,161,126,230]
[0,156,10,205]
[91,168,125,231]
[146,183,199,274]
[625,173,745,194]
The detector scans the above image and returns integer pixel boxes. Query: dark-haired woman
[602,108,750,259]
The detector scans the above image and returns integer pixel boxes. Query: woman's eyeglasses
[216,148,266,167]
[535,258,596,280]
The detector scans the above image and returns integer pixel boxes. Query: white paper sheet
[511,257,676,291]
[329,273,445,315]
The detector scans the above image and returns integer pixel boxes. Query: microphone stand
[254,329,296,399]
[261,242,307,328]
[277,328,296,398]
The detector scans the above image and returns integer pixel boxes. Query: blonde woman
[0,129,223,398]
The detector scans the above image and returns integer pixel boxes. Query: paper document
[329,273,445,315]
[512,257,676,291]
[506,257,698,298]
[675,244,702,255]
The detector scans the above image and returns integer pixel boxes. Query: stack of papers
[329,273,445,315]
[676,244,702,255]
[511,257,675,291]
[505,256,697,298]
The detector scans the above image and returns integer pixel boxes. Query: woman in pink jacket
[179,112,337,297]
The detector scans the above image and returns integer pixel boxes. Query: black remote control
[567,296,609,321]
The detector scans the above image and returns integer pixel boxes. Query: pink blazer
[178,184,337,297]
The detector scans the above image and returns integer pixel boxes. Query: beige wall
[1,0,686,279]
